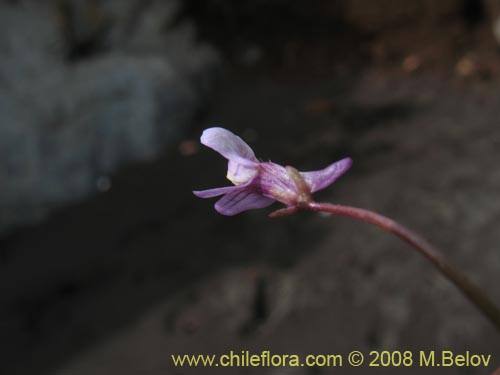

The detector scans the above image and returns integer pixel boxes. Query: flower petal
[259,162,298,204]
[193,178,256,198]
[301,157,352,193]
[227,160,259,185]
[193,185,244,198]
[201,127,258,162]
[214,189,275,216]
[201,128,259,185]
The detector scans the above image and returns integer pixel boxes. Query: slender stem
[302,201,500,332]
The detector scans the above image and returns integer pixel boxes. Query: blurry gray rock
[0,0,219,233]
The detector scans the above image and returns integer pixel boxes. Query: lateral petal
[193,185,244,198]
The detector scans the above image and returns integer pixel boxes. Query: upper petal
[301,157,352,193]
[201,127,258,163]
[214,189,275,216]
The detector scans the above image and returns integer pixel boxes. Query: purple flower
[193,127,352,216]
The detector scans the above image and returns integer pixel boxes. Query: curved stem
[302,201,500,332]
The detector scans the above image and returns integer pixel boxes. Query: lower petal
[215,189,275,216]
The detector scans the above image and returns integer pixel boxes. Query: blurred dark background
[0,0,499,374]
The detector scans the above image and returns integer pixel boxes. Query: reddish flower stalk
[271,201,500,332]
